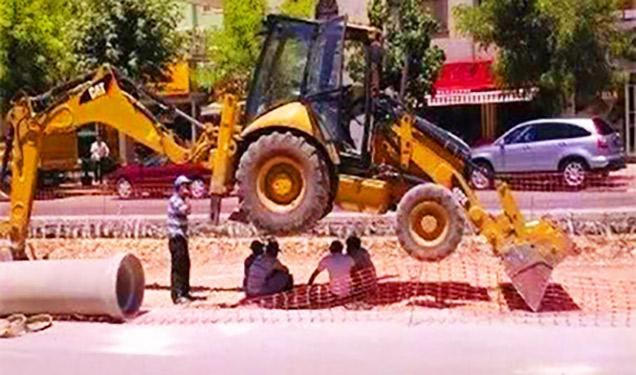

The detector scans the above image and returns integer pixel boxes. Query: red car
[108,155,210,199]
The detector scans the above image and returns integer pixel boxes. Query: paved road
[2,190,636,218]
[1,320,634,374]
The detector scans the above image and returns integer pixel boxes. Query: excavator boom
[0,65,222,260]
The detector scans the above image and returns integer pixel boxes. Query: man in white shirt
[308,240,354,301]
[90,134,110,184]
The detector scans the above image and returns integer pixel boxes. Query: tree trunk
[400,55,409,101]
[566,92,576,115]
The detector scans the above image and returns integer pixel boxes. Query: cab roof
[265,14,381,42]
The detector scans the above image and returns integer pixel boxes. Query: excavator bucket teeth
[502,244,555,312]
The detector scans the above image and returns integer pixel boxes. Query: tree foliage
[77,0,185,83]
[0,0,79,108]
[0,0,184,112]
[193,0,266,97]
[365,0,445,110]
[279,0,315,18]
[454,0,628,114]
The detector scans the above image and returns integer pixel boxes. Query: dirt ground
[27,233,636,316]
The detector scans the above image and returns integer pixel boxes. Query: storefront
[425,61,536,145]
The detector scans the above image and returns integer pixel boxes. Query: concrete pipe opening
[0,253,145,320]
[116,254,145,317]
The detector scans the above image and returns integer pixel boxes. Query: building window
[192,0,222,11]
[421,0,448,36]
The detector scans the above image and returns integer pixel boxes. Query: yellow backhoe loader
[1,15,571,311]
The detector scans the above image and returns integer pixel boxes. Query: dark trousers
[93,159,105,183]
[169,235,190,302]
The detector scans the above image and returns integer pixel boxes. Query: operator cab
[245,15,381,168]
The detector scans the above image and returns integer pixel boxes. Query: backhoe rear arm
[1,65,216,259]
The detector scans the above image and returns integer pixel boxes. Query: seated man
[346,235,377,301]
[245,240,293,297]
[308,240,355,302]
[243,240,264,292]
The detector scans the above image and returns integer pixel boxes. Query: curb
[21,209,636,239]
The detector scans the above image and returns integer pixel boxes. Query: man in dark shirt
[243,240,264,291]
[246,240,294,297]
[346,235,377,303]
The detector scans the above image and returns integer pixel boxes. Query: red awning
[426,88,538,107]
[434,61,495,93]
[428,61,536,106]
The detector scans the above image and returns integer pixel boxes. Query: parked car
[470,118,626,189]
[108,155,210,199]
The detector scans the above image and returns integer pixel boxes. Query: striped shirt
[167,193,189,238]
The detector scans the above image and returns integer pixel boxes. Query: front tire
[396,184,465,261]
[236,132,331,234]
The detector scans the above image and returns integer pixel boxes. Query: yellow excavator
[1,15,571,311]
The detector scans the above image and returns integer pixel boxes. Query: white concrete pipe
[0,253,145,320]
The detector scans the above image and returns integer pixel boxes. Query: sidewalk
[1,320,633,375]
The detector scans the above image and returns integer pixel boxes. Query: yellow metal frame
[209,95,239,196]
[334,175,391,214]
[241,102,340,165]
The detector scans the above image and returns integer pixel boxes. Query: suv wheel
[470,161,494,190]
[190,178,207,199]
[560,159,587,189]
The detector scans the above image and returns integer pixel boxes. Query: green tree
[193,0,266,97]
[454,0,628,114]
[0,0,79,111]
[364,0,446,110]
[279,0,315,18]
[77,0,185,83]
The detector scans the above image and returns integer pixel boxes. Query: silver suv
[470,118,626,189]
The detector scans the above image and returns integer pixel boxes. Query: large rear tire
[237,132,331,234]
[396,184,464,261]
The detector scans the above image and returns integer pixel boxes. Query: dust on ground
[28,234,636,315]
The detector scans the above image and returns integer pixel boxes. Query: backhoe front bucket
[501,243,560,311]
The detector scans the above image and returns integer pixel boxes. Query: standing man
[168,175,193,304]
[90,134,110,185]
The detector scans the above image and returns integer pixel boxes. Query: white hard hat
[174,175,191,189]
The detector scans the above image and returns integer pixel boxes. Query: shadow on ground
[500,283,580,312]
[240,281,491,310]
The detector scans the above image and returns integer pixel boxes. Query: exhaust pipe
[0,254,145,320]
